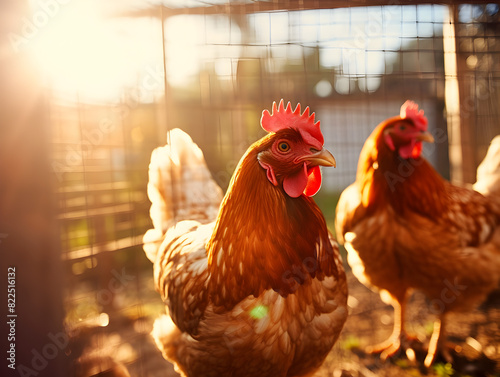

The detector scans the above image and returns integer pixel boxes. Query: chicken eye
[278,142,290,153]
[399,124,407,131]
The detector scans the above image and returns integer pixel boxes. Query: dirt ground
[70,268,500,377]
[321,273,500,377]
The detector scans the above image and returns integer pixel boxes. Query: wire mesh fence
[4,1,499,376]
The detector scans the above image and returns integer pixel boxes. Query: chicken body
[335,101,500,366]
[152,226,344,377]
[145,102,347,377]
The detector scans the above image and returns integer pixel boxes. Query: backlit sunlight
[27,0,163,103]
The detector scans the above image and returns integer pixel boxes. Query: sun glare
[27,0,163,103]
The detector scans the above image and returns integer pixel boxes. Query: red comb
[261,100,324,146]
[400,100,428,131]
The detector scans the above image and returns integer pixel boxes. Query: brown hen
[335,101,500,367]
[144,101,348,377]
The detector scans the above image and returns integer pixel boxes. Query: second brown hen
[335,101,500,367]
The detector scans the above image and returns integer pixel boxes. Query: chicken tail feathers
[474,135,500,198]
[143,128,223,262]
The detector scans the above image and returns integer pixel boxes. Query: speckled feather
[146,127,348,377]
[336,117,500,312]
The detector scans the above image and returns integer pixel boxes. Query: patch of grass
[433,363,455,377]
[314,191,341,235]
[394,359,411,369]
[424,321,435,337]
[340,335,361,351]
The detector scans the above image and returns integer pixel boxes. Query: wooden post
[0,2,68,376]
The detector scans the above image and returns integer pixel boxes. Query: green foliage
[394,359,411,369]
[340,335,361,351]
[314,191,341,234]
[433,363,455,377]
[424,321,435,336]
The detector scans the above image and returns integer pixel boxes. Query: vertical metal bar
[159,5,178,221]
[444,5,476,185]
[161,5,170,144]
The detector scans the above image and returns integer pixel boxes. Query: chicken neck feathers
[208,136,339,309]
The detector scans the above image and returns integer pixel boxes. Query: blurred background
[0,1,499,376]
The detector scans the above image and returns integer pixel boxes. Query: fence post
[0,2,68,376]
[443,5,477,185]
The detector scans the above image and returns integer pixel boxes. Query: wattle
[399,140,423,159]
[303,165,322,196]
[283,163,322,198]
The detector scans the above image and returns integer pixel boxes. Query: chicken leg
[425,314,452,367]
[366,296,413,360]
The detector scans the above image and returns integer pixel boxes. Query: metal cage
[1,1,499,376]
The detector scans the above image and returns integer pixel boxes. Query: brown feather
[207,132,337,309]
[148,127,347,377]
[336,114,500,366]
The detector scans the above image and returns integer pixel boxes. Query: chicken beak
[301,148,336,167]
[416,131,434,143]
